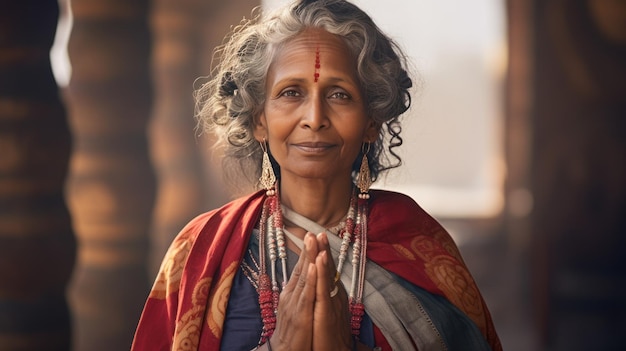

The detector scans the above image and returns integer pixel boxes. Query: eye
[329,91,350,100]
[280,89,301,98]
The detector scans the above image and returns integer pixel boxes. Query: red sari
[131,190,502,351]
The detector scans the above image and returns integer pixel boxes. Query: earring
[259,139,276,196]
[356,143,371,199]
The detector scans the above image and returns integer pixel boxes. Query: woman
[131,0,502,350]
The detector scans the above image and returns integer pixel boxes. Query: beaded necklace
[256,185,368,344]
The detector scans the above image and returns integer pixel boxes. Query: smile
[292,142,336,153]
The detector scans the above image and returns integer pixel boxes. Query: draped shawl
[131,190,502,351]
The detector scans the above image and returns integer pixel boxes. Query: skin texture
[253,28,377,351]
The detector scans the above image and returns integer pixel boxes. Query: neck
[278,173,353,229]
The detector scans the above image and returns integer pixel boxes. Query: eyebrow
[271,77,308,87]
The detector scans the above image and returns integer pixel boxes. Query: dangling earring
[259,138,276,196]
[356,142,372,199]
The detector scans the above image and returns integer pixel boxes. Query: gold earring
[259,139,276,196]
[357,142,371,199]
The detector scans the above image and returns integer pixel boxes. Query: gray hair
[195,0,413,193]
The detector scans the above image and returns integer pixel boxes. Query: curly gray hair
[195,0,413,192]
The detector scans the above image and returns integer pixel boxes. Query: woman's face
[255,28,378,183]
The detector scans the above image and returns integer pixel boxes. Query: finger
[284,233,314,295]
[316,232,338,281]
[315,251,333,303]
[316,231,330,251]
[303,232,319,262]
[291,235,317,295]
[296,262,317,313]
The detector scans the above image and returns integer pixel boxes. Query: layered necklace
[255,185,369,343]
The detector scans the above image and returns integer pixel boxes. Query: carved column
[0,1,75,350]
[148,0,210,275]
[148,0,258,275]
[65,0,155,350]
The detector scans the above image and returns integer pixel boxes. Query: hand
[312,232,352,351]
[271,233,319,350]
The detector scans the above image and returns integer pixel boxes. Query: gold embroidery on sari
[432,229,464,261]
[150,229,195,299]
[207,261,239,338]
[411,234,488,335]
[393,243,416,260]
[173,277,212,351]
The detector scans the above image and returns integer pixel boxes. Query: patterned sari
[131,190,502,351]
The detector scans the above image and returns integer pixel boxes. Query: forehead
[283,28,347,51]
[268,28,357,77]
[273,28,354,63]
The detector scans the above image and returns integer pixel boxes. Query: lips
[292,142,336,153]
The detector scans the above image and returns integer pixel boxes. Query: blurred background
[1,0,624,350]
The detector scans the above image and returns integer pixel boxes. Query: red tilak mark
[314,46,321,82]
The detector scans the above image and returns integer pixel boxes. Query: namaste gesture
[271,232,354,351]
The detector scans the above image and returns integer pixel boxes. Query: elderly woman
[131,0,501,350]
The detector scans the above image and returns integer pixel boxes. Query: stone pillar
[0,1,75,350]
[148,0,258,275]
[65,0,155,350]
[148,0,210,276]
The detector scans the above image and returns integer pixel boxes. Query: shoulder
[370,189,420,207]
[164,190,265,266]
[368,189,459,254]
[149,191,265,299]
[172,191,265,250]
[177,190,266,244]
[369,189,429,221]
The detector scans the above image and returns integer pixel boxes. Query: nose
[300,93,329,130]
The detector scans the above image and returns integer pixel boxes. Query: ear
[253,112,268,141]
[363,119,380,143]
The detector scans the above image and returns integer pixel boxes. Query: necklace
[255,186,368,344]
[257,189,286,343]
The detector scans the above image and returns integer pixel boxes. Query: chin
[282,166,351,183]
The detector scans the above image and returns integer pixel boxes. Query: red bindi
[314,46,321,82]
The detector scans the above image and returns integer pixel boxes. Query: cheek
[341,131,367,160]
[266,121,291,141]
[340,119,369,142]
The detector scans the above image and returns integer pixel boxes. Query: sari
[131,189,502,351]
